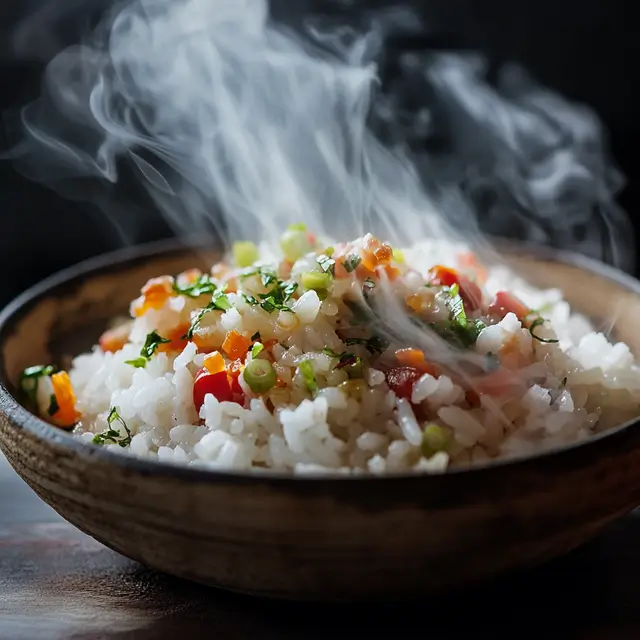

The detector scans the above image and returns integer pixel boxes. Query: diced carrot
[50,371,80,428]
[157,323,190,353]
[395,348,437,375]
[131,275,174,317]
[222,330,251,360]
[203,351,226,374]
[99,322,132,353]
[380,264,401,280]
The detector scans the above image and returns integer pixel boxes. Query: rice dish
[20,228,640,474]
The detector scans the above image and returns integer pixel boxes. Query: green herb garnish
[344,334,389,356]
[322,348,359,369]
[47,394,59,416]
[316,254,336,276]
[186,288,233,339]
[93,407,132,447]
[342,254,362,273]
[298,360,318,394]
[172,274,216,298]
[528,317,559,344]
[125,330,171,368]
[19,364,59,405]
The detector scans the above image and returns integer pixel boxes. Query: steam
[7,0,632,271]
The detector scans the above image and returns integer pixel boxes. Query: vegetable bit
[20,364,58,406]
[93,407,132,447]
[125,330,171,368]
[243,359,277,393]
[298,360,318,394]
[421,423,451,459]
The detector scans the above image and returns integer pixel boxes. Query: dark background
[0,0,637,305]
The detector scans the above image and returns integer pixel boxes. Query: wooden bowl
[2,238,640,601]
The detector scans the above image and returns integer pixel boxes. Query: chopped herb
[125,357,148,369]
[239,266,278,288]
[243,294,259,306]
[316,254,336,275]
[172,274,216,298]
[19,364,59,405]
[322,348,359,369]
[344,334,389,356]
[186,289,232,339]
[298,360,318,394]
[125,330,171,367]
[323,247,334,257]
[47,394,59,416]
[93,407,132,447]
[528,317,559,344]
[342,254,362,273]
[251,331,261,341]
[251,342,264,358]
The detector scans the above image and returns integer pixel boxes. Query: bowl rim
[1,236,639,486]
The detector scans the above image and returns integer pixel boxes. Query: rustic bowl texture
[1,239,640,601]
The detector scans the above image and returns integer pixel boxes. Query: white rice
[29,235,640,474]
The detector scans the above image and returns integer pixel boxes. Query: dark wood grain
[2,452,640,639]
[3,240,640,601]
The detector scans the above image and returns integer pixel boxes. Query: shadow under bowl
[1,238,640,601]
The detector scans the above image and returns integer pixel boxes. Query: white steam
[8,0,632,271]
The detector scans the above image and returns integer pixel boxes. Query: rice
[21,229,640,475]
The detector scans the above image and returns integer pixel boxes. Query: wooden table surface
[1,453,639,640]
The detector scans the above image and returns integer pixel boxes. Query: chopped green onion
[125,330,171,368]
[528,317,559,344]
[392,248,405,264]
[421,423,451,459]
[323,247,334,257]
[316,254,335,275]
[342,254,361,273]
[47,394,59,416]
[302,271,332,292]
[345,358,363,378]
[251,342,264,358]
[233,241,260,268]
[298,360,318,394]
[243,359,277,394]
[93,407,132,447]
[280,225,315,262]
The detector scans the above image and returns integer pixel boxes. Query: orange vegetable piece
[99,322,132,353]
[203,351,226,374]
[157,324,190,353]
[131,276,174,317]
[395,348,436,375]
[222,330,251,360]
[406,294,423,312]
[50,371,80,429]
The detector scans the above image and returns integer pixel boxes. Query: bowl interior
[2,242,640,402]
